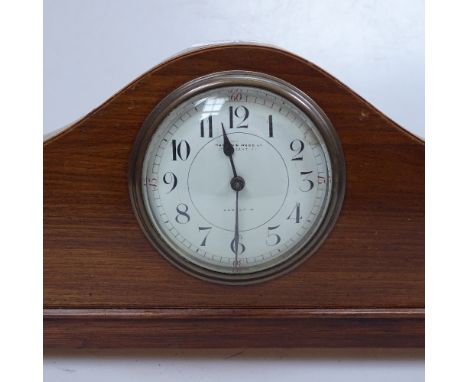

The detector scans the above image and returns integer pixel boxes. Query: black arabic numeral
[229,106,249,128]
[171,139,190,161]
[299,170,314,192]
[287,203,302,224]
[198,226,212,246]
[175,203,190,224]
[200,116,213,138]
[266,225,281,246]
[290,139,304,160]
[230,237,246,254]
[268,115,273,137]
[162,172,178,193]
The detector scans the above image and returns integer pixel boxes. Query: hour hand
[221,123,234,157]
[221,123,238,178]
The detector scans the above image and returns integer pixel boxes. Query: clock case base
[44,308,423,348]
[44,44,424,348]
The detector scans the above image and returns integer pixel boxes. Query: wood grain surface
[44,43,424,348]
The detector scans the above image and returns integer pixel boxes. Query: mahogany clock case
[44,44,424,348]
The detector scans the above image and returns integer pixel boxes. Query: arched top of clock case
[44,43,423,146]
[44,44,424,312]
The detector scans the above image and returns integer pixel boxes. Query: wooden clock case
[44,44,424,348]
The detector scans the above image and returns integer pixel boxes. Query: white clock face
[132,72,344,283]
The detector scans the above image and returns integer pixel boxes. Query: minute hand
[221,123,244,265]
[221,123,238,177]
[234,190,240,261]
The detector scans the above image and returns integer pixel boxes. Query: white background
[43,0,424,381]
[44,0,424,138]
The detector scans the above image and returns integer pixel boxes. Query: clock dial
[130,71,345,283]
